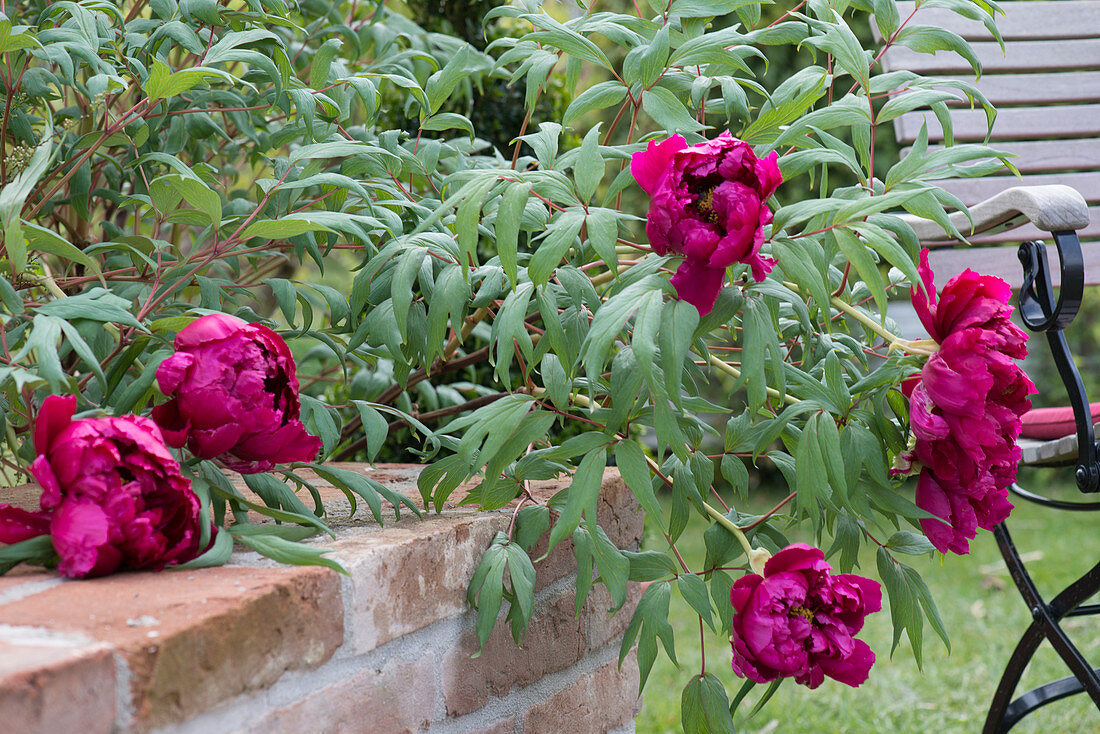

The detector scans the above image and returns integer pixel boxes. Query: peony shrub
[0,1,1036,730]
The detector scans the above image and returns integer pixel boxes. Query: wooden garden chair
[875,1,1100,730]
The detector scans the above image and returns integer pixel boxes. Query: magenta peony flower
[152,313,322,474]
[729,543,881,689]
[630,131,782,315]
[0,395,206,578]
[912,249,1028,359]
[905,250,1034,554]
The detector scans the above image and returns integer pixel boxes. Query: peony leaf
[572,525,595,615]
[352,401,391,465]
[619,580,676,691]
[886,530,938,556]
[467,533,508,655]
[616,439,664,526]
[546,447,607,553]
[677,573,715,632]
[503,540,536,645]
[681,673,734,734]
[624,550,679,582]
[512,505,550,553]
[590,522,630,610]
[235,532,346,575]
[573,125,605,204]
[494,181,530,288]
[0,535,57,576]
[640,86,705,134]
[528,208,585,285]
[177,527,235,569]
[563,80,628,127]
[877,547,925,667]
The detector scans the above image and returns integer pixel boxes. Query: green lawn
[635,478,1100,733]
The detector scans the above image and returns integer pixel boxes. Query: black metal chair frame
[983,231,1100,733]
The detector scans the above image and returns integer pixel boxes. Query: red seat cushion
[1020,402,1100,440]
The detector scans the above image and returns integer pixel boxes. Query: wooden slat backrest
[894,0,1100,39]
[876,0,1100,287]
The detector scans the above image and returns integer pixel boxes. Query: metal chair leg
[983,522,1100,732]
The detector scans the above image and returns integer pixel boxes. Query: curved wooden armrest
[897,185,1090,242]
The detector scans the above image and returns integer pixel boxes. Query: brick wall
[0,465,644,734]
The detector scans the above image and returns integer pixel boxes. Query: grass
[634,476,1100,733]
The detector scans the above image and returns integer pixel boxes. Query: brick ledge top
[0,463,642,733]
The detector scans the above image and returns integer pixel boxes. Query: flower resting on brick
[0,395,206,578]
[152,313,322,474]
[630,130,781,315]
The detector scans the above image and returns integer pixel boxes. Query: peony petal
[150,399,190,449]
[730,573,764,611]
[0,504,52,544]
[154,352,195,395]
[190,422,246,460]
[51,500,117,578]
[669,259,726,315]
[746,252,776,282]
[912,249,941,340]
[817,639,876,688]
[29,454,63,509]
[679,222,722,263]
[173,312,249,349]
[630,135,687,195]
[916,470,975,555]
[754,150,783,199]
[34,394,76,456]
[762,543,829,576]
[231,420,322,470]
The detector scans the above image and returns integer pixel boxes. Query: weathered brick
[476,716,517,733]
[0,464,644,734]
[527,531,581,592]
[585,581,646,652]
[0,571,56,601]
[591,470,644,551]
[0,482,40,510]
[442,584,587,718]
[333,513,508,654]
[330,467,641,654]
[0,636,117,734]
[0,565,343,732]
[522,651,641,734]
[251,652,437,734]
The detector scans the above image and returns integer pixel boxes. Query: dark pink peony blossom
[0,395,205,578]
[730,543,881,689]
[914,470,1013,555]
[630,131,782,315]
[912,249,1028,358]
[152,313,321,474]
[905,250,1034,554]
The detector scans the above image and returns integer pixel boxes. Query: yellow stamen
[695,187,721,224]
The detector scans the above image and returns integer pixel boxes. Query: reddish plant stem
[337,391,508,459]
[742,492,797,532]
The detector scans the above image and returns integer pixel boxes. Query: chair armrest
[897,185,1090,242]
